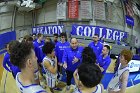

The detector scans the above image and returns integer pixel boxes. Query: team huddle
[3,32,133,93]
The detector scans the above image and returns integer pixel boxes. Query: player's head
[32,33,36,40]
[70,38,78,49]
[8,40,20,54]
[60,32,67,42]
[10,42,38,73]
[120,49,133,64]
[42,42,55,57]
[53,33,58,41]
[77,63,102,88]
[22,36,33,44]
[37,33,43,41]
[102,45,110,55]
[82,47,96,64]
[93,34,99,42]
[45,37,52,43]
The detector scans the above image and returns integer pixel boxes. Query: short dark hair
[60,32,67,41]
[10,42,34,69]
[37,33,43,38]
[78,63,102,88]
[82,47,96,63]
[8,40,20,53]
[42,42,55,55]
[104,45,110,51]
[54,33,58,37]
[94,34,99,37]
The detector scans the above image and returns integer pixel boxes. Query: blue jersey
[3,52,12,72]
[55,41,70,63]
[3,52,21,77]
[88,41,103,58]
[62,46,83,72]
[97,54,111,74]
[34,40,45,63]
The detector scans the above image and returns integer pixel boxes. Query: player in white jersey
[10,41,47,93]
[107,49,133,93]
[73,63,104,93]
[42,42,58,93]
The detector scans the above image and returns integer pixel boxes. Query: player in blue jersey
[97,45,111,75]
[34,33,45,63]
[88,34,103,59]
[10,42,47,93]
[73,63,104,93]
[3,41,21,79]
[55,32,70,80]
[62,38,83,90]
[52,33,59,45]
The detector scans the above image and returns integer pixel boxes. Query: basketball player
[73,63,104,93]
[3,41,21,79]
[107,49,133,93]
[10,42,47,93]
[42,42,58,93]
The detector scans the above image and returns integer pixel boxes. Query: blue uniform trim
[36,90,47,93]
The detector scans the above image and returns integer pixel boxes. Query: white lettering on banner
[106,29,112,39]
[134,74,140,81]
[32,25,64,35]
[113,31,119,40]
[91,27,96,37]
[58,26,63,33]
[84,26,91,37]
[52,26,57,34]
[99,28,103,38]
[120,32,125,41]
[76,26,83,36]
[72,25,127,41]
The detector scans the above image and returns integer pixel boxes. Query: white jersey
[42,56,57,88]
[73,84,103,93]
[108,65,129,91]
[16,72,46,93]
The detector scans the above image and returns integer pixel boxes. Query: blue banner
[0,31,16,50]
[125,15,134,26]
[32,25,64,35]
[71,24,128,41]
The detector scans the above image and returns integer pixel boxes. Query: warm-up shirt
[3,52,21,78]
[88,41,103,58]
[97,54,111,75]
[55,41,70,63]
[62,46,83,72]
[34,40,45,63]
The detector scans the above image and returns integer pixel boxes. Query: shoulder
[98,84,104,92]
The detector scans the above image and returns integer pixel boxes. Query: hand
[54,56,57,63]
[72,56,79,64]
[58,62,63,66]
[96,63,104,72]
[63,62,67,69]
[73,69,78,77]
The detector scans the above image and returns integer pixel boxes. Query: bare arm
[44,57,57,74]
[111,70,129,93]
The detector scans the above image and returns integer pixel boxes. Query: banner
[32,25,64,35]
[68,0,79,19]
[57,2,66,19]
[71,24,128,41]
[125,15,134,26]
[128,60,140,72]
[80,0,92,19]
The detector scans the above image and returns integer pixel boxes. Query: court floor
[0,54,140,93]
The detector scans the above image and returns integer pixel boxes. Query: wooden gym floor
[0,54,140,93]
